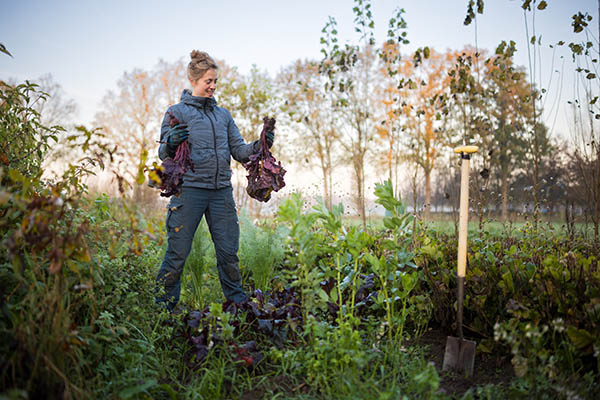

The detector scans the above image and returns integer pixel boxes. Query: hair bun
[190,50,209,63]
[187,50,218,82]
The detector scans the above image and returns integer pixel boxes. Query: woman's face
[191,69,218,98]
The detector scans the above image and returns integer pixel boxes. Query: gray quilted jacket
[158,90,258,189]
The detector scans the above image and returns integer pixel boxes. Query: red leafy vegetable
[244,117,286,202]
[150,111,194,197]
[179,287,301,369]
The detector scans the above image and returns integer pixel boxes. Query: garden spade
[443,145,478,377]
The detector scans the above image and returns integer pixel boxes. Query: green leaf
[318,288,329,302]
[566,326,595,350]
[501,271,514,293]
[0,43,12,57]
[420,245,441,260]
[329,290,338,303]
[8,169,24,183]
[512,355,528,377]
[537,1,547,10]
[119,379,157,399]
[543,255,558,268]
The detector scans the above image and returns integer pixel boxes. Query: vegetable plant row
[171,180,599,398]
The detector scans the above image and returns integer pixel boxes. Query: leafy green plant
[271,316,371,397]
[366,180,420,345]
[0,81,61,177]
[276,193,327,323]
[0,80,177,399]
[239,212,285,291]
[419,222,599,392]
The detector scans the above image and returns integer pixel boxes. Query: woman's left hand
[266,131,274,148]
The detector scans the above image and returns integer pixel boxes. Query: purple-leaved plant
[152,111,194,197]
[244,117,286,202]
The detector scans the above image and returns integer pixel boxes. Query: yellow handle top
[454,145,479,154]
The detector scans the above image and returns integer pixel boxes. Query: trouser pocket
[166,198,185,234]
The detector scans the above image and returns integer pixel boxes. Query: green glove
[167,124,189,151]
[266,131,274,148]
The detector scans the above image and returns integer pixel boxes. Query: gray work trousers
[155,186,247,311]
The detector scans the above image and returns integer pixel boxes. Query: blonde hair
[187,50,218,82]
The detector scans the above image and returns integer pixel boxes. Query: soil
[418,327,514,397]
[239,375,308,400]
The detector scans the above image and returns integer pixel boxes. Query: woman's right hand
[167,124,189,149]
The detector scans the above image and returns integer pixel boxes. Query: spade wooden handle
[454,145,479,155]
[457,159,470,277]
[456,145,477,278]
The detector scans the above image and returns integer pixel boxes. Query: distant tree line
[3,0,597,244]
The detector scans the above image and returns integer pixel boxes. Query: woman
[155,50,274,311]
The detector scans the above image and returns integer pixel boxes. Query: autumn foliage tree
[395,49,452,220]
[320,0,393,225]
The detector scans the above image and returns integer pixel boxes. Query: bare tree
[320,16,379,225]
[374,41,405,197]
[277,59,339,208]
[222,64,276,215]
[33,74,78,129]
[155,58,187,106]
[94,67,162,202]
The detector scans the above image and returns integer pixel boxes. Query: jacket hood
[180,89,217,110]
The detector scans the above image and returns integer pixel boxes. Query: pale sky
[1,0,597,136]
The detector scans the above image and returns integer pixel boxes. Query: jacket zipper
[205,108,219,189]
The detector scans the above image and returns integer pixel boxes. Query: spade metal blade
[442,335,477,377]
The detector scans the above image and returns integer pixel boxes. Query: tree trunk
[424,170,431,220]
[328,164,334,209]
[248,192,255,217]
[350,148,367,227]
[388,126,394,186]
[133,184,142,204]
[501,167,509,222]
[412,168,418,239]
[357,163,366,228]
[595,141,600,247]
[322,164,330,209]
